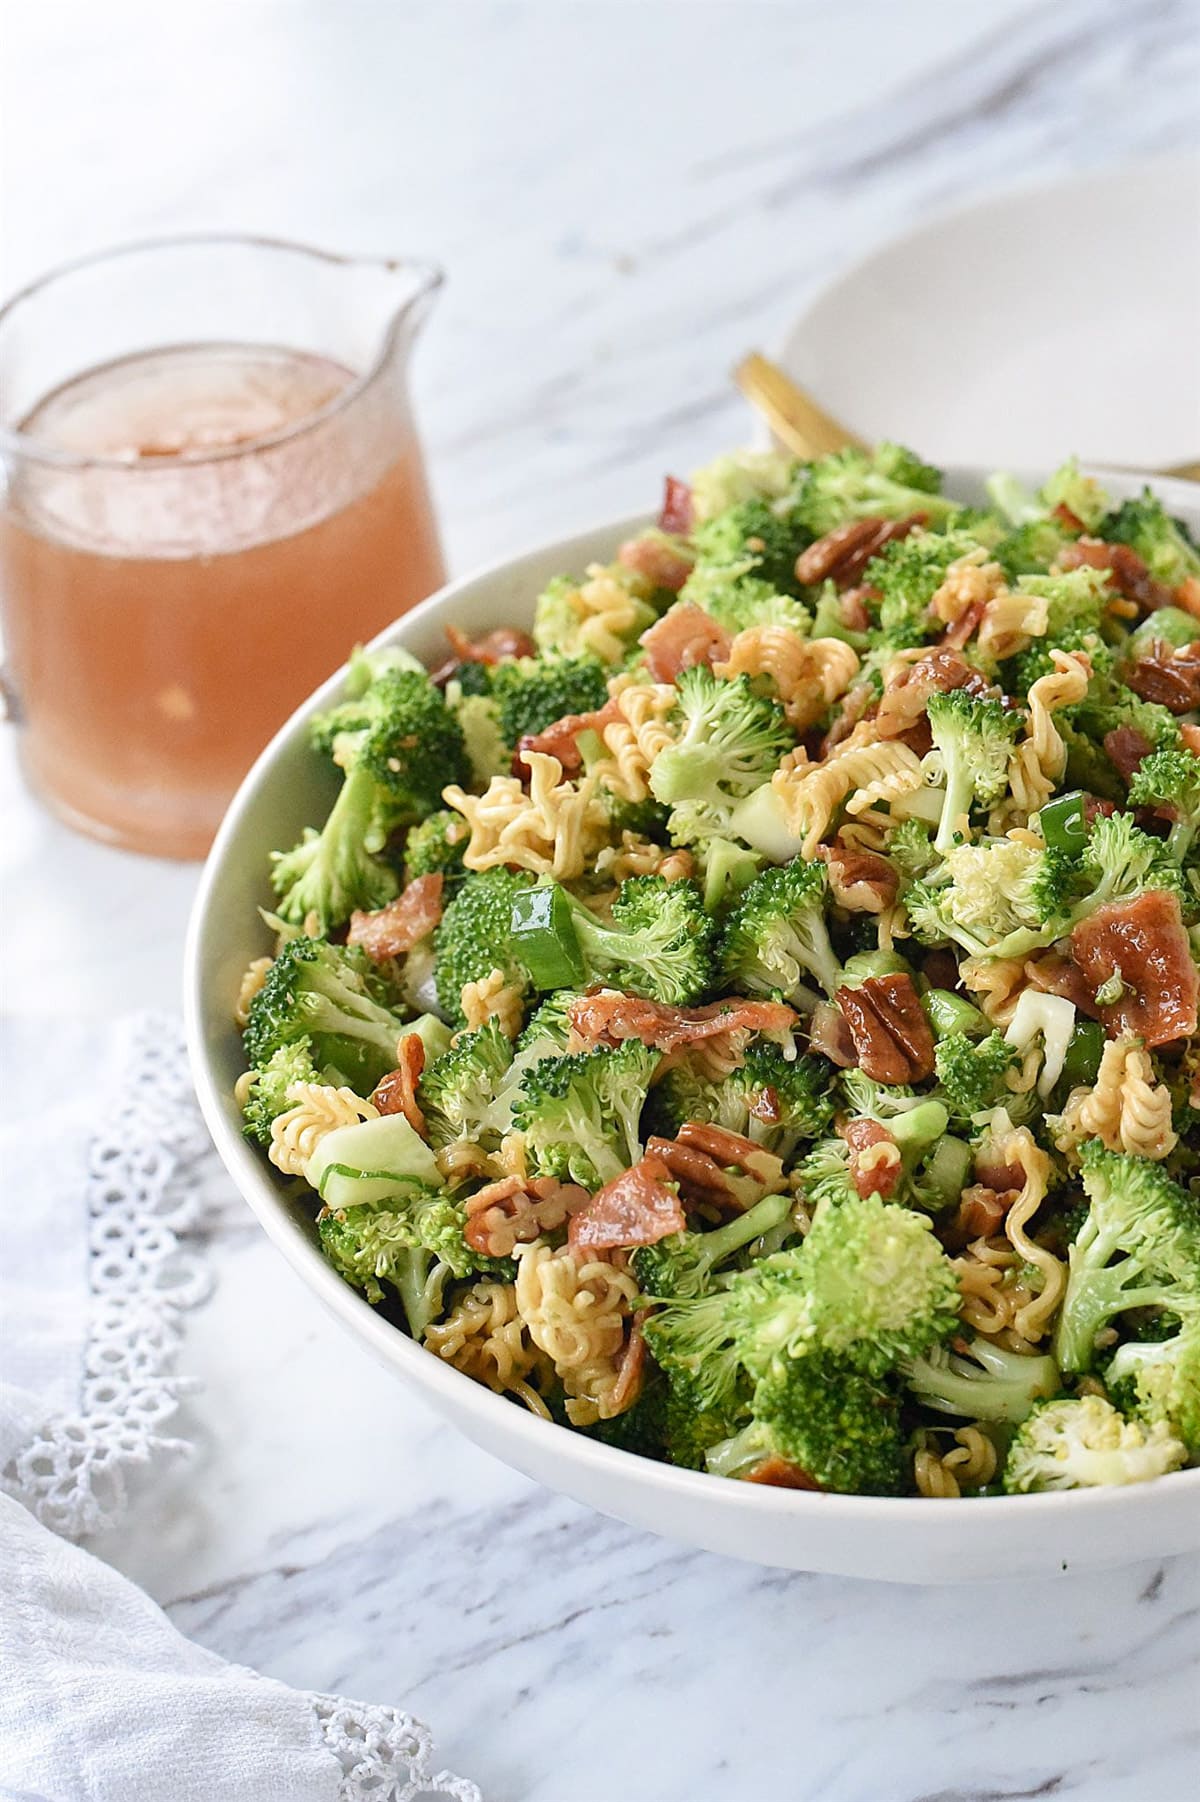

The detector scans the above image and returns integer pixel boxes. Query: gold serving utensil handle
[736,351,1198,484]
[734,352,864,459]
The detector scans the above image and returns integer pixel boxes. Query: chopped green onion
[510,884,586,989]
[1059,1021,1105,1090]
[922,988,989,1039]
[1038,790,1089,854]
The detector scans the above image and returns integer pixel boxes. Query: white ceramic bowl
[185,465,1200,1582]
[777,153,1200,471]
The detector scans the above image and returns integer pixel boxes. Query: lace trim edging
[2,1013,214,1538]
[310,1694,482,1802]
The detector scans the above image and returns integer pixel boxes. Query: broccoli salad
[235,443,1200,1499]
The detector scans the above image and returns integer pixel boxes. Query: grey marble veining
[4,2,1200,1798]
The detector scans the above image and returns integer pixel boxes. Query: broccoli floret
[887,818,939,882]
[678,564,812,637]
[988,460,1110,534]
[433,867,534,1029]
[1101,490,1200,591]
[648,1042,833,1162]
[706,1357,904,1495]
[934,1030,1020,1119]
[1003,567,1111,690]
[417,1020,514,1150]
[485,654,609,749]
[1003,1394,1187,1493]
[318,1188,487,1338]
[689,448,798,524]
[994,517,1077,580]
[1128,747,1200,862]
[240,1038,327,1145]
[1107,1320,1200,1459]
[865,529,990,649]
[646,1193,957,1403]
[905,838,1048,957]
[777,1193,960,1374]
[633,1188,794,1303]
[242,937,410,1096]
[720,859,841,1000]
[402,810,470,886]
[1053,1144,1200,1374]
[648,667,792,843]
[586,1373,670,1462]
[513,1041,659,1188]
[520,876,717,1007]
[904,1337,1061,1423]
[791,443,957,540]
[690,495,809,597]
[532,566,656,663]
[274,668,468,931]
[926,689,1022,853]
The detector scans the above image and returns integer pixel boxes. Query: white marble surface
[3,3,1200,1798]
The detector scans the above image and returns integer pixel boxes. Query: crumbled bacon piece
[838,585,876,632]
[349,875,443,962]
[1052,502,1087,532]
[371,1033,427,1137]
[515,696,621,777]
[1181,723,1200,756]
[465,1174,591,1258]
[1070,890,1199,1046]
[1057,539,1175,613]
[618,534,693,592]
[838,1117,901,1200]
[795,515,926,589]
[657,474,693,537]
[1024,951,1100,1018]
[568,991,795,1053]
[945,1185,1019,1247]
[822,838,899,913]
[568,1157,684,1252]
[940,598,989,651]
[640,603,731,683]
[744,1457,823,1490]
[1103,725,1154,782]
[446,623,536,665]
[875,647,993,738]
[1177,577,1200,622]
[608,1314,647,1417]
[836,974,935,1084]
[1122,640,1200,714]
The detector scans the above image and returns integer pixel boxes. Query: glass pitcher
[0,235,446,859]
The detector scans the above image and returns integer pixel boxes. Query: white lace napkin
[0,1013,481,1802]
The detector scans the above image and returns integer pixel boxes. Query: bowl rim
[184,470,1200,1532]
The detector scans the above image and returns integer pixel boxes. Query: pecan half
[822,837,899,914]
[835,973,935,1084]
[795,515,925,589]
[1122,640,1200,714]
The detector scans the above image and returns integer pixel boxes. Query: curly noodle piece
[929,550,1006,626]
[591,682,678,803]
[268,1082,379,1177]
[959,955,1030,1027]
[568,566,651,663]
[1055,1036,1178,1160]
[914,1425,999,1498]
[234,956,273,1026]
[444,751,608,880]
[772,728,924,857]
[976,588,1049,662]
[952,1234,1043,1350]
[715,630,860,730]
[991,1124,1064,1342]
[596,833,695,883]
[460,967,526,1038]
[514,1241,641,1425]
[424,1279,554,1417]
[1005,650,1092,820]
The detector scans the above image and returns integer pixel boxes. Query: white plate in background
[778,153,1200,471]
